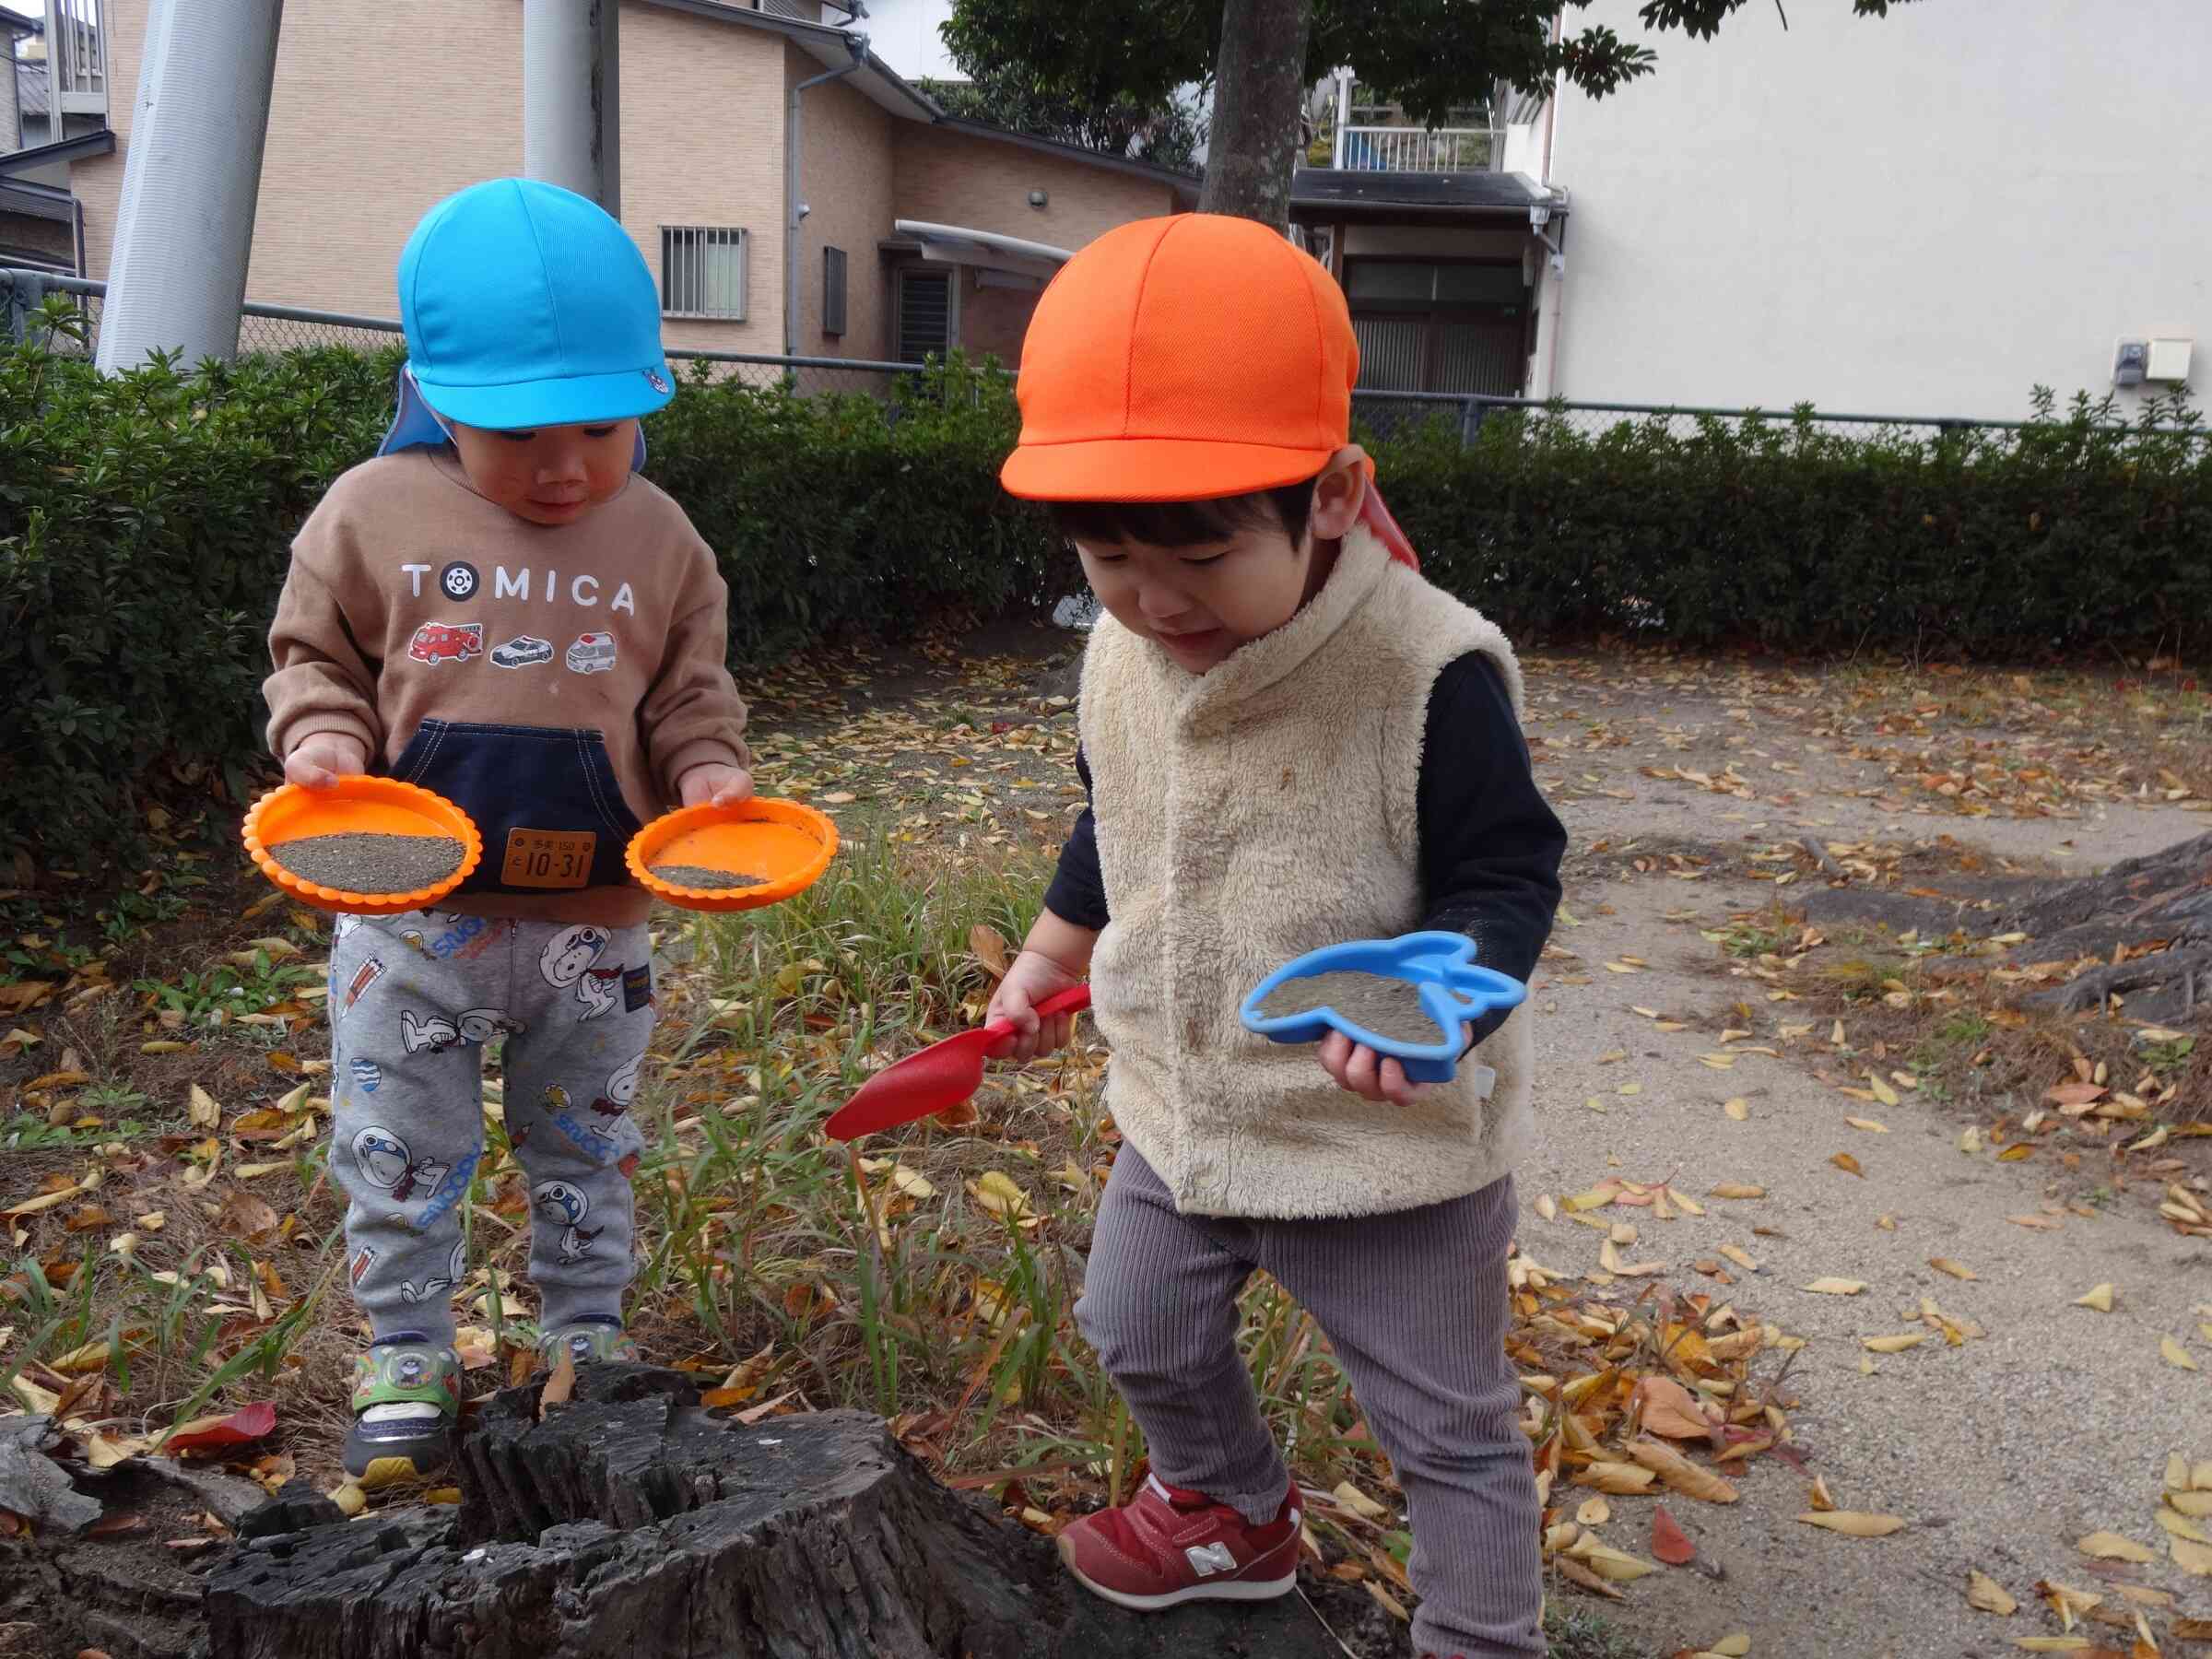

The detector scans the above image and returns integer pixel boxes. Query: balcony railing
[1334,124,1494,173]
[51,0,106,117]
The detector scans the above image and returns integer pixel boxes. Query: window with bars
[661,226,748,320]
[896,266,954,365]
[823,246,848,337]
[1347,259,1529,397]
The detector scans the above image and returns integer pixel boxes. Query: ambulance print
[565,632,617,675]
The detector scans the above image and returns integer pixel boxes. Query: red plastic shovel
[825,984,1092,1140]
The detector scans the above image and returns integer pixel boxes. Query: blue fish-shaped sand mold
[1239,931,1527,1086]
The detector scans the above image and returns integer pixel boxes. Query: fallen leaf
[1719,1244,1760,1274]
[1565,1535,1660,1582]
[1831,1152,1865,1177]
[1708,1641,1751,1659]
[1930,1258,1980,1281]
[1651,1503,1697,1565]
[356,1456,420,1492]
[2078,1532,2157,1564]
[1797,1510,1906,1536]
[186,1085,221,1130]
[1724,1099,1750,1122]
[1864,1333,1928,1353]
[1804,1277,1868,1296]
[1630,1439,1738,1503]
[1710,1183,1765,1199]
[1535,1194,1559,1222]
[2175,1535,2212,1577]
[2162,1337,2200,1372]
[968,1171,1033,1221]
[2157,1507,2212,1546]
[1969,1570,2020,1615]
[217,1189,279,1243]
[1867,1073,1900,1108]
[1574,1462,1659,1495]
[162,1402,276,1454]
[2075,1285,2118,1312]
[539,1349,576,1418]
[1632,1376,1714,1441]
[1333,1480,1392,1522]
[327,1480,365,1517]
[1576,1497,1611,1526]
[2011,1641,2093,1653]
[1846,1116,1891,1134]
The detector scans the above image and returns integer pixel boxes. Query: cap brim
[1000,436,1339,502]
[414,362,677,433]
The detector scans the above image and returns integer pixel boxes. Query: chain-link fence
[11,266,2205,445]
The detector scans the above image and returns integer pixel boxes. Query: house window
[1346,257,1528,397]
[823,246,848,337]
[661,226,748,320]
[896,266,955,364]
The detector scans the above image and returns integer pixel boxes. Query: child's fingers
[1342,1041,1385,1100]
[1378,1056,1419,1106]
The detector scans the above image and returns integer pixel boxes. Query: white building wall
[1547,0,2211,418]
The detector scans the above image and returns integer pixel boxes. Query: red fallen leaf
[162,1401,277,1454]
[1652,1503,1697,1566]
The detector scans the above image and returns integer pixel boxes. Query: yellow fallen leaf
[2078,1531,2157,1564]
[2172,1535,2212,1576]
[1333,1480,1391,1521]
[423,1487,463,1506]
[1724,1099,1750,1121]
[968,1171,1033,1220]
[1710,1183,1765,1199]
[1959,1125,1983,1153]
[2195,1460,2212,1491]
[2012,1641,2093,1653]
[1831,1151,1864,1176]
[1968,1570,2018,1615]
[2168,1453,2193,1490]
[1864,1333,1927,1353]
[139,1040,189,1054]
[1866,1073,1900,1108]
[1565,1536,1659,1582]
[1630,1439,1738,1503]
[187,1084,222,1130]
[1576,1497,1611,1526]
[1804,1277,1867,1296]
[2075,1284,2117,1312]
[1719,1244,1760,1273]
[1846,1115,1891,1133]
[2169,1492,2212,1518]
[357,1455,424,1492]
[2163,1336,2200,1371]
[1535,1194,1559,1222]
[1709,1641,1751,1659]
[1929,1257,1979,1281]
[2157,1507,2212,1546]
[328,1479,366,1516]
[1796,1511,1906,1536]
[1574,1462,1658,1495]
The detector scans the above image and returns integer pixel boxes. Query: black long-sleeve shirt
[1042,651,1566,1046]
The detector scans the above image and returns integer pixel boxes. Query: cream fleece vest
[1079,524,1536,1219]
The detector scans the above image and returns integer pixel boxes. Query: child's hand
[987,950,1085,1062]
[1317,1024,1475,1108]
[285,734,369,790]
[678,762,754,808]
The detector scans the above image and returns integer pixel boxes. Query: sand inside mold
[272,832,464,893]
[1253,969,1443,1045]
[649,863,766,891]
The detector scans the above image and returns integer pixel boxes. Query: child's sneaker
[343,1339,461,1479]
[1056,1475,1301,1611]
[538,1322,640,1367]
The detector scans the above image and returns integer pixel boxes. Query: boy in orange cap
[989,214,1565,1657]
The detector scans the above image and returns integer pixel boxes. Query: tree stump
[204,1365,1348,1659]
[1996,830,2212,1019]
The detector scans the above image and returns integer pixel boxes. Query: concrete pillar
[524,0,620,217]
[94,0,283,373]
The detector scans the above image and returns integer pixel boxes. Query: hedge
[3,300,2207,875]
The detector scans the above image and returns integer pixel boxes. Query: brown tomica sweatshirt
[264,450,749,926]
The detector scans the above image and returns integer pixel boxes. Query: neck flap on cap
[377,365,650,472]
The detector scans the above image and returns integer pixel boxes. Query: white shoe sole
[1064,1565,1298,1613]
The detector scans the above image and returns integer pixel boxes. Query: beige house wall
[893,124,1179,255]
[70,0,788,353]
[787,51,895,358]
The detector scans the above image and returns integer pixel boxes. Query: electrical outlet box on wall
[2146,337,2194,383]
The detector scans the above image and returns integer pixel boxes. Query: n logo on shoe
[1183,1542,1238,1578]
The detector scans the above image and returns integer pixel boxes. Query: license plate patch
[501,830,596,889]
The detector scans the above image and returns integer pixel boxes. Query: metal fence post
[5,271,40,343]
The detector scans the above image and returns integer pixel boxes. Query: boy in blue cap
[264,179,752,1477]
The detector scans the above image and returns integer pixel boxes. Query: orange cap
[1001,215,1359,503]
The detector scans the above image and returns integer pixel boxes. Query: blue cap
[385,177,675,442]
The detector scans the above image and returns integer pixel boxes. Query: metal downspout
[786,37,867,359]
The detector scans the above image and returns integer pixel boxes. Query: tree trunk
[201,1364,1350,1659]
[1198,0,1314,227]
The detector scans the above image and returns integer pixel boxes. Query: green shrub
[5,299,2207,884]
[1374,387,2212,654]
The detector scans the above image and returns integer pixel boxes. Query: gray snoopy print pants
[325,909,653,1344]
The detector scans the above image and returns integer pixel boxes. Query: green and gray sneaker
[344,1339,462,1479]
[539,1322,640,1368]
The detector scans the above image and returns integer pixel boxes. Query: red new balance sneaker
[1056,1475,1302,1611]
